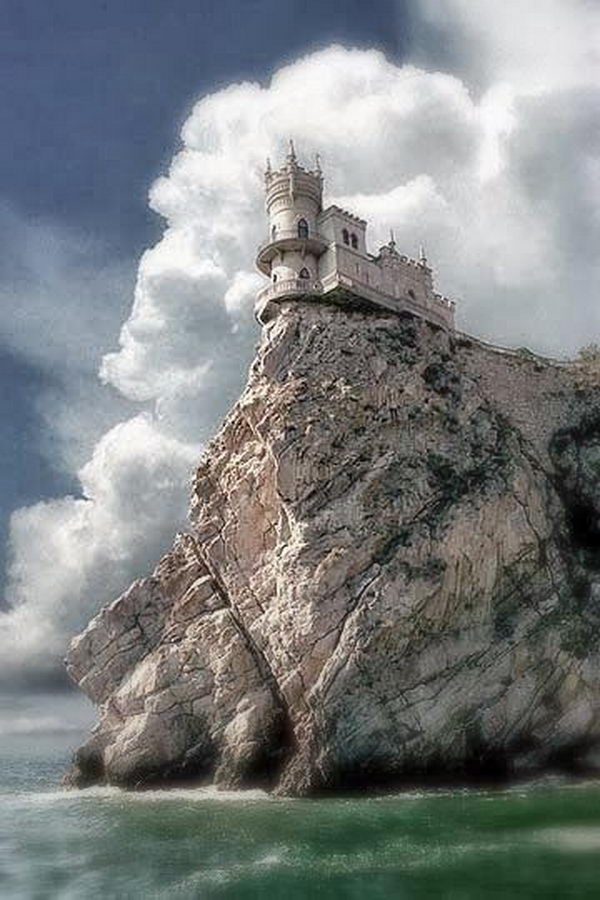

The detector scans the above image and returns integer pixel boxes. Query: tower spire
[389,228,396,250]
[287,138,297,164]
[419,244,428,266]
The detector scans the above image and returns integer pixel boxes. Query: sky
[0,0,599,697]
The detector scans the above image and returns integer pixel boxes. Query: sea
[1,692,600,899]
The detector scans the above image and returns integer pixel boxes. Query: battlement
[433,292,456,310]
[264,141,323,214]
[321,204,367,226]
[265,160,323,187]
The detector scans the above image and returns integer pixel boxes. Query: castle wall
[330,246,430,303]
[318,207,367,255]
[318,244,337,282]
[269,192,320,238]
[271,249,319,283]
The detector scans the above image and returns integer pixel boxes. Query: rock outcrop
[66,301,600,793]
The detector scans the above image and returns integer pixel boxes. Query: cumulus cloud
[2,2,599,682]
[0,690,94,735]
[0,205,133,377]
[409,0,600,93]
[3,415,197,683]
[0,205,137,475]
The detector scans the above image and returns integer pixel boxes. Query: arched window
[297,218,309,239]
[408,289,415,299]
[351,233,358,249]
[342,228,349,245]
[271,225,277,241]
[272,273,278,283]
[299,267,310,279]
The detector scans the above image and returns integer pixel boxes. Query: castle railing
[256,278,323,305]
[320,272,455,329]
[256,231,328,256]
[433,292,456,310]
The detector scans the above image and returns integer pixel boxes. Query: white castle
[255,142,455,330]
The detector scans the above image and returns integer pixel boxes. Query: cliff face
[66,302,600,793]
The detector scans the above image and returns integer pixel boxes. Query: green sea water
[2,728,600,900]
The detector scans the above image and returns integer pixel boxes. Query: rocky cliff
[66,301,600,793]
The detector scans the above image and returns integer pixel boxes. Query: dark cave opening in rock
[549,421,600,569]
[568,501,600,555]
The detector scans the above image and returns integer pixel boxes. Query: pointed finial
[389,228,396,249]
[288,138,297,162]
[419,244,428,266]
[315,152,322,174]
[265,156,272,178]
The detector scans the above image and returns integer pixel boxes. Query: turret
[256,142,328,286]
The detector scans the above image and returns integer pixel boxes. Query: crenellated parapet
[264,142,323,210]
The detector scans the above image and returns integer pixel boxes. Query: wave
[13,783,271,805]
[532,827,600,853]
[0,715,89,736]
[14,774,600,806]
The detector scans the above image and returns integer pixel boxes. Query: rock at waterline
[66,301,600,794]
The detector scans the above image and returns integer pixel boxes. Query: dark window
[342,228,349,245]
[351,233,358,249]
[299,267,310,279]
[271,225,277,241]
[408,289,415,299]
[272,273,278,283]
[297,218,309,239]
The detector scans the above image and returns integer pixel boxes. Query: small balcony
[256,230,329,275]
[256,277,323,309]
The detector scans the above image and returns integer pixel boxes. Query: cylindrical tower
[256,142,328,285]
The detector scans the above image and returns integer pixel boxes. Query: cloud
[0,204,133,377]
[0,204,138,480]
[2,415,197,683]
[2,2,599,682]
[0,690,94,735]
[409,0,600,94]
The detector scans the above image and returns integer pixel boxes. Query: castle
[255,142,455,329]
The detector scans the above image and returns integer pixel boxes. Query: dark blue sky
[2,0,407,256]
[0,0,408,584]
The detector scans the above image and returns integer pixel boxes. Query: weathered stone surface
[66,301,600,793]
